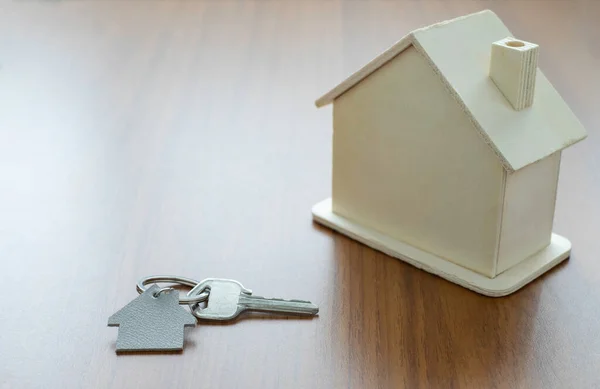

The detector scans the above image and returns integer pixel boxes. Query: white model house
[312,10,587,296]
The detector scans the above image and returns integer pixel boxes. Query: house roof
[315,10,587,172]
[108,284,196,326]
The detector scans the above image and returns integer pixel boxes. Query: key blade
[238,295,319,316]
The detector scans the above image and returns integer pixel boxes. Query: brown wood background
[0,1,598,388]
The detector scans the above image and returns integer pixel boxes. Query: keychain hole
[152,287,175,298]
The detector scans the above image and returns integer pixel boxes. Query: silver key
[187,278,319,321]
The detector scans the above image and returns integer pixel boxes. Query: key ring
[136,275,210,304]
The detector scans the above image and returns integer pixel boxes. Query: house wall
[496,152,560,274]
[331,46,505,277]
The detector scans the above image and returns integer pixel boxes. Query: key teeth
[253,296,312,304]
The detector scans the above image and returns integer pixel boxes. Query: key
[186,278,319,321]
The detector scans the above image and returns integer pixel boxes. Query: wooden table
[1,1,598,388]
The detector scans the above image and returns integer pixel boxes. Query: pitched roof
[315,10,587,172]
[108,284,196,326]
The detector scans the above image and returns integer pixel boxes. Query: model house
[312,10,587,296]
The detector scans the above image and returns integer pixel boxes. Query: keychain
[108,275,319,352]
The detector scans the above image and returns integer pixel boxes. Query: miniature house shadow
[324,225,567,385]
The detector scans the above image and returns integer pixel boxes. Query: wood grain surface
[0,1,599,388]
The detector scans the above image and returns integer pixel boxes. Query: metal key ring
[136,275,210,304]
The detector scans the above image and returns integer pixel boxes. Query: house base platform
[312,198,571,297]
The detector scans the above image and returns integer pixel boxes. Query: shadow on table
[317,223,563,387]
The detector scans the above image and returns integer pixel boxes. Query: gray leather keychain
[108,284,196,352]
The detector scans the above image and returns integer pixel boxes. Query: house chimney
[489,37,539,110]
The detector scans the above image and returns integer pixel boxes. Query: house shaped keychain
[108,285,196,352]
